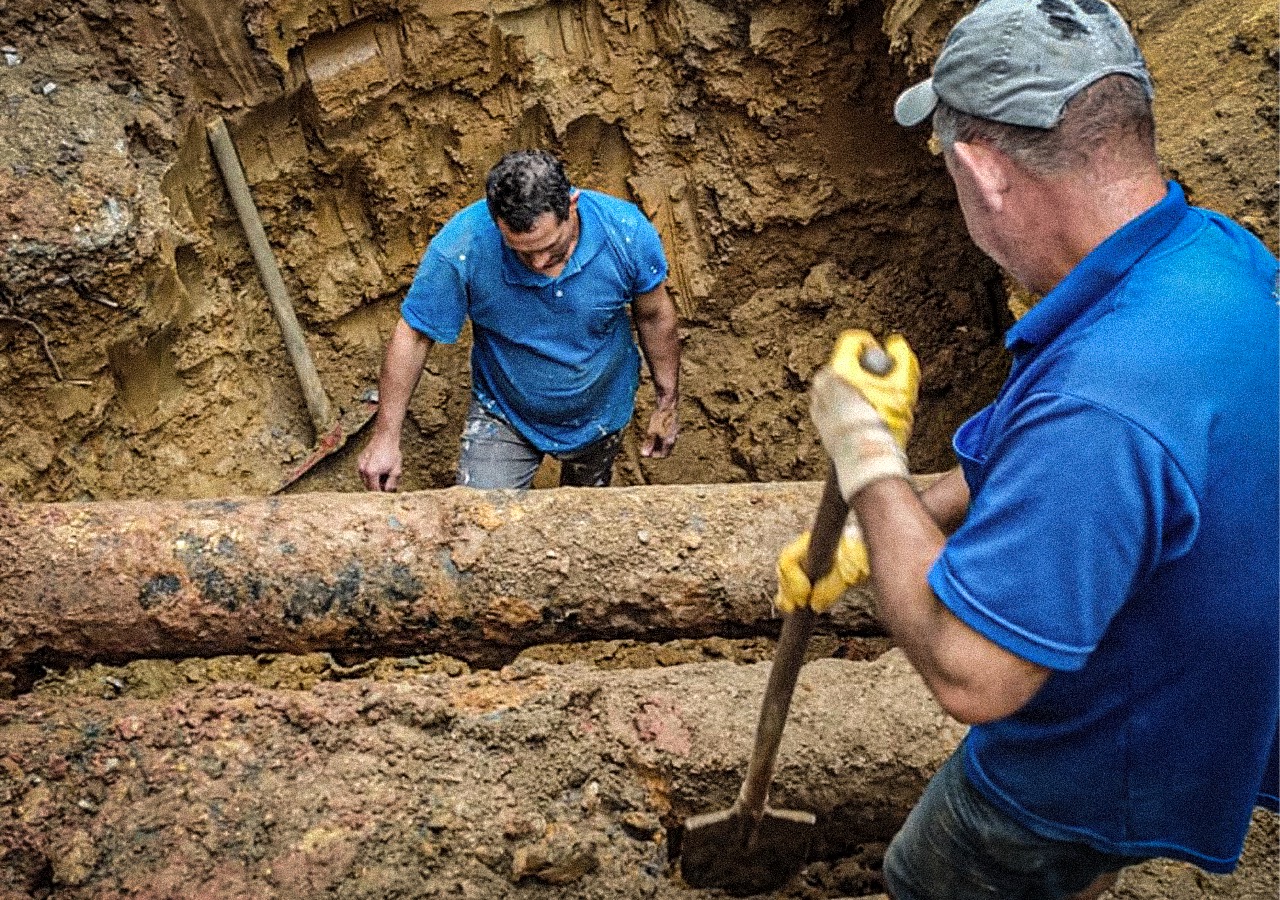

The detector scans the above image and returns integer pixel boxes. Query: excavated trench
[1,0,1277,896]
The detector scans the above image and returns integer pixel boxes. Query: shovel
[207,117,378,493]
[680,345,892,895]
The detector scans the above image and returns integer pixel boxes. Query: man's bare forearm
[374,318,434,437]
[634,285,680,410]
[853,476,1049,724]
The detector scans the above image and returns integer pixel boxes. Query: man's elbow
[927,673,1044,725]
[918,614,1051,725]
[932,687,1011,725]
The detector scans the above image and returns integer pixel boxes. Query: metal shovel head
[275,391,379,493]
[679,801,816,894]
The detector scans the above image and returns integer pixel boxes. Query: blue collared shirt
[401,190,668,452]
[930,183,1279,871]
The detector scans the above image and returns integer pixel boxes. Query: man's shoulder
[578,189,652,232]
[578,189,666,278]
[429,198,498,261]
[1143,204,1277,293]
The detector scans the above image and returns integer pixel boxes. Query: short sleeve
[628,216,668,295]
[929,392,1199,671]
[400,246,468,343]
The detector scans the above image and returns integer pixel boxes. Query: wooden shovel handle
[738,344,890,820]
[739,466,847,817]
[207,116,334,435]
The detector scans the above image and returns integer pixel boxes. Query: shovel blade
[679,803,816,895]
[275,394,378,493]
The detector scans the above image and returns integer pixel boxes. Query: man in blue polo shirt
[775,0,1278,897]
[358,150,680,490]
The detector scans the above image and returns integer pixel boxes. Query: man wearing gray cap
[775,0,1278,897]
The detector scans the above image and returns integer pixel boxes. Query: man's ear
[952,141,1011,212]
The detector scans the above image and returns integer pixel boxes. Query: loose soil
[0,0,1275,896]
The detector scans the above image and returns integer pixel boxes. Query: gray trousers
[457,400,622,489]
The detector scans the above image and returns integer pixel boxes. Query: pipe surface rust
[0,482,916,676]
[0,651,963,895]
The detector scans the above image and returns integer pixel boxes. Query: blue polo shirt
[401,189,668,452]
[929,183,1279,871]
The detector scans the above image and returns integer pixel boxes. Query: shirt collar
[500,189,606,287]
[1005,181,1190,351]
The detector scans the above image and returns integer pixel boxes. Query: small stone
[472,843,506,869]
[115,715,145,740]
[511,824,599,885]
[637,530,650,544]
[51,831,98,886]
[511,844,547,880]
[581,779,600,814]
[41,81,57,95]
[620,810,661,841]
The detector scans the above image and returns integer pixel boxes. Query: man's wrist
[372,415,405,440]
[833,447,909,502]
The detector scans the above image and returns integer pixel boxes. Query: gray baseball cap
[894,0,1153,129]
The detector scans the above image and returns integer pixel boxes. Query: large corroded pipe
[0,651,962,895]
[2,650,1270,897]
[0,482,899,676]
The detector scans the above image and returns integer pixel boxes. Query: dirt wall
[0,0,1014,501]
[2,0,1273,503]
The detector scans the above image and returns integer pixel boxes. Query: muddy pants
[883,748,1143,900]
[457,399,622,489]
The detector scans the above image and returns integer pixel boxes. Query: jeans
[883,748,1144,900]
[457,400,622,489]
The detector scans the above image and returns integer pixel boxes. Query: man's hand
[812,330,920,501]
[775,523,870,613]
[641,406,678,458]
[827,330,920,449]
[357,431,404,491]
[356,317,433,492]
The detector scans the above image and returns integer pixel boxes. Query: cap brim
[894,78,938,127]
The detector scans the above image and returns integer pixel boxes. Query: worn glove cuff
[832,441,909,501]
[811,367,910,502]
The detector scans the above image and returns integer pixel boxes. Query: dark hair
[933,74,1156,175]
[484,150,572,232]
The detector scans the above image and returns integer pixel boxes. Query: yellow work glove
[774,524,870,614]
[812,330,921,501]
[826,330,920,449]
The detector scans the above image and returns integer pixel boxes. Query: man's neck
[1022,168,1167,294]
[545,209,581,279]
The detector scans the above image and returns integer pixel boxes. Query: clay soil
[0,0,1276,897]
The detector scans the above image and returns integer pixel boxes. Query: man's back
[941,183,1278,870]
